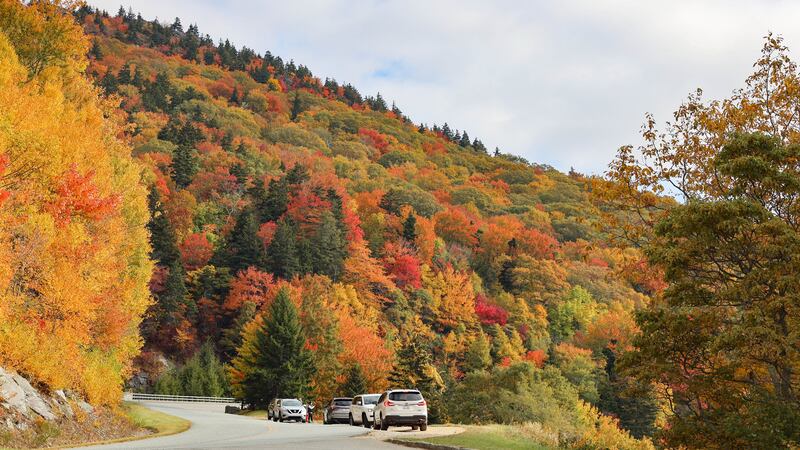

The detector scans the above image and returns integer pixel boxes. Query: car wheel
[363,414,370,429]
[412,425,419,431]
[349,414,355,426]
[380,415,389,431]
[420,423,427,431]
[373,416,380,430]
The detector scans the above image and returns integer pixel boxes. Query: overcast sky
[90,0,800,174]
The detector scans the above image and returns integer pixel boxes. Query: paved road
[83,401,402,449]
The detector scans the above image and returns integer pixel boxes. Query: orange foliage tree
[0,1,152,405]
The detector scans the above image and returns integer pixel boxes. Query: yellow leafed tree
[0,0,152,405]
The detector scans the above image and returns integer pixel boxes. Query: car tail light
[417,400,426,406]
[384,400,395,407]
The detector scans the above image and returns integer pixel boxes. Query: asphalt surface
[82,401,403,449]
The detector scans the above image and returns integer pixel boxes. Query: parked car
[269,398,307,422]
[349,393,381,427]
[322,397,352,424]
[372,389,427,431]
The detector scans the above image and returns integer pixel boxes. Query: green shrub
[154,342,230,397]
[447,362,578,431]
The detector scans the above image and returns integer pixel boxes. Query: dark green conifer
[402,211,418,243]
[311,211,347,280]
[267,219,300,279]
[226,208,265,273]
[171,145,198,188]
[241,288,314,405]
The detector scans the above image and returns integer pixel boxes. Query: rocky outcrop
[0,367,92,431]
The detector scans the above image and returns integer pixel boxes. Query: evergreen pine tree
[472,138,487,153]
[226,208,265,273]
[255,177,289,222]
[459,131,471,147]
[171,17,183,34]
[311,211,347,280]
[236,141,248,156]
[340,364,368,397]
[220,132,234,152]
[142,72,171,111]
[295,236,314,275]
[402,211,418,243]
[441,123,453,140]
[171,145,198,188]
[161,259,188,317]
[220,301,256,361]
[391,101,402,117]
[253,60,270,83]
[147,187,180,266]
[373,92,387,111]
[89,39,103,59]
[118,62,132,84]
[267,219,300,279]
[100,71,118,93]
[230,163,247,186]
[203,49,215,65]
[244,288,314,405]
[196,341,227,396]
[285,164,309,185]
[131,67,144,88]
[229,87,239,104]
[290,91,302,121]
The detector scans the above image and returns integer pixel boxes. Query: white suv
[372,389,427,431]
[349,393,380,427]
[269,398,307,422]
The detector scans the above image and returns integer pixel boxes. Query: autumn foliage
[0,3,679,445]
[0,1,152,405]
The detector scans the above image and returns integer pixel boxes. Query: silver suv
[269,398,307,422]
[322,397,352,424]
[372,389,427,431]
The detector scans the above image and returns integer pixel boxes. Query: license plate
[403,405,410,410]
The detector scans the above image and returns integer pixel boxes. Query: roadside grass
[403,424,556,450]
[60,402,191,448]
[239,409,268,418]
[123,402,191,437]
[2,402,190,449]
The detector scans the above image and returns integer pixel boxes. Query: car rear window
[282,399,301,406]
[334,399,352,406]
[389,392,422,401]
[363,395,380,405]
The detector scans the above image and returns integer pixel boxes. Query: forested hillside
[70,6,665,445]
[3,2,799,449]
[65,5,661,447]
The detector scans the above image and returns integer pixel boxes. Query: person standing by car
[305,401,314,422]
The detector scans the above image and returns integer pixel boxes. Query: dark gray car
[322,397,352,424]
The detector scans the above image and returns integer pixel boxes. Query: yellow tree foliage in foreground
[0,1,152,405]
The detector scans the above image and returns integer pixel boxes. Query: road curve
[82,401,402,449]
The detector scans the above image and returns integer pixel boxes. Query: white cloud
[90,0,800,173]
